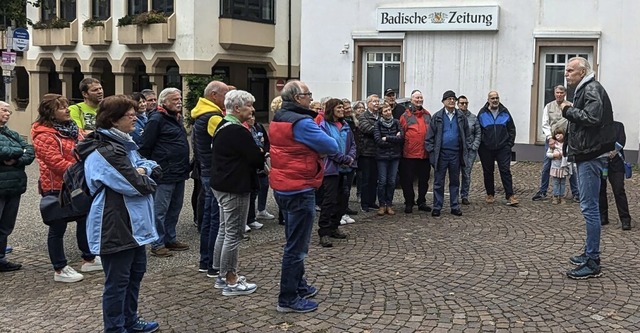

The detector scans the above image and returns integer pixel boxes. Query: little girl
[546,127,571,204]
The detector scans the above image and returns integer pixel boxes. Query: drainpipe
[287,0,291,80]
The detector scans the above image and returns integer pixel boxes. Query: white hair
[158,87,181,105]
[224,90,255,112]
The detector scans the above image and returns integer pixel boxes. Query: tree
[0,0,43,29]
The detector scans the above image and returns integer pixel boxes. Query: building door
[362,48,401,99]
[536,47,593,142]
[248,67,268,118]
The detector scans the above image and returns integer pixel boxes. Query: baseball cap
[384,88,396,96]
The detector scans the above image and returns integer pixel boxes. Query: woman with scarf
[317,98,356,248]
[31,94,102,283]
[81,95,161,333]
[373,103,404,216]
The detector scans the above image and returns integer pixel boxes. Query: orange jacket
[399,107,431,159]
[31,123,83,193]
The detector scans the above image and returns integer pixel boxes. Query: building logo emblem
[429,12,448,24]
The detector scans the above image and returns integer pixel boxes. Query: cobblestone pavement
[2,162,640,332]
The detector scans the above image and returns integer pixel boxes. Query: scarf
[379,117,395,128]
[106,127,134,143]
[157,105,182,121]
[53,121,79,140]
[224,113,243,126]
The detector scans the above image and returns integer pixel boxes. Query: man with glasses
[458,95,482,205]
[477,91,519,206]
[384,88,406,120]
[270,80,338,312]
[357,94,381,212]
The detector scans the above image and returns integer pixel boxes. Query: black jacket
[138,110,190,183]
[373,118,404,160]
[477,103,516,151]
[357,110,379,157]
[562,76,616,162]
[608,121,626,173]
[192,111,223,175]
[210,120,265,193]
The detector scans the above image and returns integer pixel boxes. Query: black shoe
[569,253,600,266]
[531,191,547,201]
[451,209,462,216]
[431,209,441,217]
[418,204,432,212]
[207,268,219,278]
[320,236,333,247]
[461,198,470,205]
[329,229,348,239]
[361,206,370,213]
[345,207,358,215]
[370,203,380,209]
[622,220,632,230]
[601,218,610,226]
[404,205,413,214]
[0,261,22,272]
[566,258,602,279]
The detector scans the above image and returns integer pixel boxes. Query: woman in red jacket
[31,94,102,283]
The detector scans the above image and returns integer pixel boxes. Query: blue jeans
[460,150,477,199]
[539,141,579,197]
[257,175,269,212]
[432,149,461,210]
[376,159,399,206]
[552,176,566,197]
[152,181,185,250]
[576,157,606,260]
[199,177,220,270]
[275,190,316,307]
[102,246,147,333]
[47,216,94,271]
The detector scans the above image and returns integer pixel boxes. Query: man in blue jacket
[139,88,191,257]
[477,91,518,207]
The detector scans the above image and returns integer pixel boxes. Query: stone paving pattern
[1,162,640,332]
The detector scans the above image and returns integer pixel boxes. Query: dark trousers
[0,195,21,262]
[318,175,347,237]
[47,216,94,271]
[102,246,147,333]
[198,176,220,270]
[248,176,270,224]
[358,156,378,209]
[599,170,631,223]
[342,170,356,206]
[433,150,461,210]
[192,177,204,231]
[478,145,514,199]
[399,158,430,207]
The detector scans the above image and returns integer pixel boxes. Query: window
[40,0,76,22]
[92,0,111,20]
[363,49,401,98]
[128,0,174,15]
[220,0,275,24]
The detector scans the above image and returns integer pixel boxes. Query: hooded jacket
[31,123,84,193]
[191,98,224,175]
[0,125,35,196]
[81,130,160,255]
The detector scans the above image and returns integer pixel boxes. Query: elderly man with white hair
[210,90,265,296]
[139,87,191,257]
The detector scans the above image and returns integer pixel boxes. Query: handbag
[39,194,88,225]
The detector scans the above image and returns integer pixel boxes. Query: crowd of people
[0,56,633,331]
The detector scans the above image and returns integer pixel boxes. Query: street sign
[12,28,30,52]
[1,51,17,71]
[276,79,286,91]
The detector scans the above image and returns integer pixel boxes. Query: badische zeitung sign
[376,6,499,31]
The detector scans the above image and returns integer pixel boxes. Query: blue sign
[12,28,30,52]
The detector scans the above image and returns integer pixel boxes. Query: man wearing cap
[426,91,469,217]
[384,89,406,120]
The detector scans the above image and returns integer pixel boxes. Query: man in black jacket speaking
[561,56,616,280]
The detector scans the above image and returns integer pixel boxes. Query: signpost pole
[3,27,12,103]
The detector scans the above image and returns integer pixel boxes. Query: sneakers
[551,196,559,205]
[214,276,227,289]
[451,209,462,216]
[248,221,264,230]
[341,214,355,224]
[569,253,600,266]
[461,198,471,205]
[377,206,386,216]
[486,195,495,204]
[245,224,251,233]
[300,286,318,299]
[81,256,103,272]
[256,210,275,220]
[320,235,333,248]
[531,191,547,201]
[0,261,22,272]
[54,265,84,283]
[506,195,519,206]
[315,205,321,212]
[567,258,602,280]
[150,247,173,257]
[339,218,347,225]
[5,245,12,254]
[277,298,319,313]
[622,220,632,230]
[130,318,160,333]
[222,276,257,296]
[166,241,189,251]
[386,206,395,215]
[207,268,220,278]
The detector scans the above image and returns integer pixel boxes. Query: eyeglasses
[124,113,137,119]
[489,97,499,100]
[458,102,468,105]
[0,109,12,114]
[297,92,313,98]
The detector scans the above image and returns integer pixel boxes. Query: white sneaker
[248,221,264,230]
[54,265,84,283]
[342,214,355,224]
[81,256,103,272]
[256,210,275,220]
[245,224,251,233]
[340,217,347,225]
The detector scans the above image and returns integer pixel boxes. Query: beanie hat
[442,90,457,102]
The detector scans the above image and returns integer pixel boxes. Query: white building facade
[300,0,640,161]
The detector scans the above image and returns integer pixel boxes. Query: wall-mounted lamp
[340,43,350,54]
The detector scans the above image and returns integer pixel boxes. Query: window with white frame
[363,48,401,98]
[40,0,76,22]
[128,0,174,16]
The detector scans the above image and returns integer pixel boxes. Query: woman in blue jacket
[317,98,356,248]
[81,95,162,333]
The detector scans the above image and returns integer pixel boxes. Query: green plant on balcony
[32,16,70,29]
[117,11,167,27]
[116,15,135,27]
[82,17,105,30]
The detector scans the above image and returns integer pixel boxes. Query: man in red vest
[269,80,338,313]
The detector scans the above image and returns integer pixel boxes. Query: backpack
[58,146,106,214]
